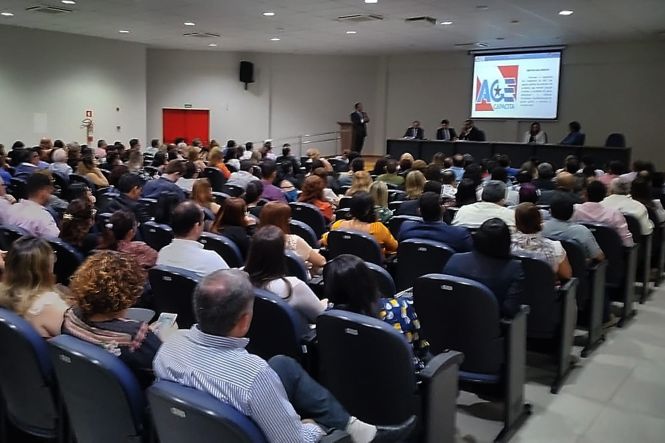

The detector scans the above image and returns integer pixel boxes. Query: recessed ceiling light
[496,37,505,40]
[558,10,574,16]
[270,37,280,41]
[263,12,275,17]
[208,43,217,47]
[476,5,489,10]
[365,0,378,4]
[118,30,130,33]
[346,30,357,34]
[1,12,14,17]
[184,22,196,26]
[61,0,76,4]
[510,19,520,24]
[440,21,453,25]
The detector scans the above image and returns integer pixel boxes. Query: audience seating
[8,177,27,200]
[624,214,653,301]
[48,335,149,443]
[604,133,626,148]
[198,232,243,268]
[654,221,665,286]
[141,221,174,252]
[289,202,327,239]
[514,255,578,393]
[125,308,156,323]
[142,166,159,177]
[317,310,464,442]
[51,172,69,198]
[211,191,230,206]
[560,240,607,357]
[396,239,455,291]
[337,197,351,210]
[202,167,226,192]
[94,190,120,212]
[68,174,96,191]
[220,183,244,197]
[96,212,113,231]
[334,207,351,221]
[137,197,159,219]
[388,200,403,211]
[582,223,638,326]
[366,262,397,298]
[0,224,28,250]
[46,238,84,285]
[326,229,383,265]
[284,250,309,282]
[413,274,531,442]
[387,215,422,239]
[289,219,319,248]
[387,189,407,202]
[0,308,62,442]
[148,265,202,329]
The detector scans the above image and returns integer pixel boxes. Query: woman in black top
[59,198,99,256]
[211,197,252,259]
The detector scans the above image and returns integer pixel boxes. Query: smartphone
[154,312,178,334]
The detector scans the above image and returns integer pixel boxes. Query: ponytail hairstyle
[100,210,137,251]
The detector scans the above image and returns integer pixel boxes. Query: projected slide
[471,52,561,119]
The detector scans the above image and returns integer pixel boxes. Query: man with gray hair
[601,178,653,235]
[153,269,415,443]
[48,148,73,178]
[452,180,516,229]
[534,162,556,190]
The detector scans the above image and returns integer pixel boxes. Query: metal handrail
[252,130,342,157]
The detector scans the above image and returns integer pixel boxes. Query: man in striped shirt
[153,269,415,442]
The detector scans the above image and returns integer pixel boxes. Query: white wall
[0,25,146,147]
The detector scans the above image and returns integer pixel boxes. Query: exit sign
[184,104,193,109]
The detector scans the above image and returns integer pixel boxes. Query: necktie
[444,129,449,140]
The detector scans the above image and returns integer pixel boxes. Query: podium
[338,121,353,154]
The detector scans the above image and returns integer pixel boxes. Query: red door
[162,109,210,145]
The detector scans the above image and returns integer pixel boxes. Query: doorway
[162,108,210,145]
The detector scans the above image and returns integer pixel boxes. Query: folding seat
[388,200,403,211]
[289,219,319,248]
[51,171,69,198]
[317,310,464,443]
[96,212,113,231]
[653,221,665,286]
[560,240,607,357]
[202,167,227,192]
[366,262,397,298]
[334,207,351,221]
[148,265,202,329]
[94,190,119,212]
[0,224,28,250]
[387,215,422,239]
[140,221,174,251]
[198,232,243,268]
[337,197,352,209]
[46,238,84,284]
[285,250,308,282]
[582,222,638,326]
[212,191,230,206]
[396,239,455,291]
[387,189,407,202]
[327,158,348,174]
[142,166,159,177]
[221,183,244,197]
[8,177,27,200]
[137,197,158,219]
[624,214,652,301]
[326,229,383,265]
[513,255,578,393]
[443,207,459,224]
[69,173,96,191]
[0,308,63,442]
[48,335,150,443]
[413,274,531,442]
[290,202,327,239]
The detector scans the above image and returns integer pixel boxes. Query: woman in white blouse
[523,122,548,144]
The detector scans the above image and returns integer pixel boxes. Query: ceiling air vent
[26,5,73,14]
[183,32,221,38]
[337,14,383,23]
[405,16,437,26]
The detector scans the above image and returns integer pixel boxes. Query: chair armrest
[417,351,464,382]
[321,430,353,443]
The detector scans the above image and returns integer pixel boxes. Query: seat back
[387,189,407,202]
[560,240,590,308]
[246,288,306,361]
[316,310,417,425]
[221,184,244,197]
[141,221,174,251]
[0,224,28,250]
[46,238,84,284]
[388,215,422,238]
[198,232,243,268]
[148,265,202,328]
[289,202,327,238]
[396,239,455,290]
[202,167,226,192]
[327,229,383,265]
[582,223,625,287]
[148,381,267,443]
[48,335,145,443]
[69,174,96,191]
[366,262,396,298]
[337,197,352,209]
[624,214,642,243]
[605,133,626,147]
[513,255,561,337]
[51,172,69,198]
[284,250,308,281]
[8,177,28,200]
[0,308,58,438]
[289,219,319,248]
[413,274,504,375]
[137,197,159,219]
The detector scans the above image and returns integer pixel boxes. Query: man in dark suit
[458,119,486,142]
[403,121,424,139]
[435,119,457,141]
[560,121,585,145]
[350,102,369,153]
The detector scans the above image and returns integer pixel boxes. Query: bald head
[555,172,576,191]
[193,269,255,336]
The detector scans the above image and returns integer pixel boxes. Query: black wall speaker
[239,61,254,89]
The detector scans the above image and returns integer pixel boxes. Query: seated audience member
[100,210,157,269]
[154,269,415,442]
[601,178,654,235]
[511,203,572,280]
[6,173,59,237]
[371,157,389,177]
[452,180,515,230]
[275,144,300,173]
[259,161,287,203]
[398,158,413,176]
[227,160,260,189]
[443,218,524,318]
[572,180,634,246]
[191,178,220,220]
[370,181,393,224]
[311,167,340,208]
[157,201,229,276]
[398,192,472,252]
[441,170,457,201]
[325,255,430,370]
[454,178,478,207]
[0,177,14,222]
[423,164,442,182]
[542,195,605,261]
[489,167,519,205]
[0,236,69,338]
[458,119,486,142]
[629,177,665,224]
[411,160,428,175]
[244,180,264,209]
[404,170,426,200]
[76,153,109,188]
[403,121,425,139]
[13,148,41,179]
[102,173,151,223]
[0,145,12,184]
[126,149,144,174]
[436,119,457,141]
[560,121,585,145]
[323,192,398,255]
[397,180,440,216]
[298,176,333,222]
[305,148,333,172]
[63,251,160,388]
[245,226,326,323]
[48,148,73,178]
[523,122,548,144]
[537,171,583,206]
[211,197,252,259]
[175,161,198,193]
[207,147,232,179]
[345,170,372,197]
[150,151,167,173]
[339,157,364,187]
[142,159,187,201]
[533,162,556,190]
[598,161,625,187]
[100,150,122,172]
[449,154,466,182]
[59,199,98,255]
[377,159,405,187]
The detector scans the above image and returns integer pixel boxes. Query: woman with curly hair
[298,175,333,221]
[59,199,98,255]
[62,251,161,388]
[99,210,157,269]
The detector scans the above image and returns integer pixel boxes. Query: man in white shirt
[601,178,653,235]
[453,180,516,230]
[157,201,229,276]
[5,173,59,238]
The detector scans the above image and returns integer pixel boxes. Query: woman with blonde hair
[405,170,426,200]
[369,181,393,224]
[0,236,69,338]
[345,170,373,197]
[191,178,221,219]
[76,153,109,188]
[207,146,231,179]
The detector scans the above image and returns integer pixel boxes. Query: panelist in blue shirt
[141,159,186,201]
[560,121,585,146]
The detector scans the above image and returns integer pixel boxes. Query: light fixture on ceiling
[440,21,453,25]
[558,10,574,16]
[510,19,520,24]
[1,12,14,17]
[263,12,275,17]
[346,30,357,34]
[208,43,217,47]
[118,30,130,33]
[270,37,280,41]
[61,0,76,4]
[184,22,196,26]
[365,0,378,4]
[476,5,489,10]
